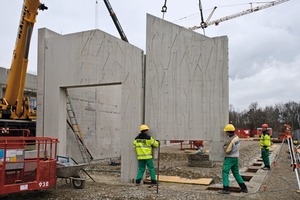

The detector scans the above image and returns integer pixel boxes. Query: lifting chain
[161,0,167,19]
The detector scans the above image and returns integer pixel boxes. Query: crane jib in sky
[190,0,291,30]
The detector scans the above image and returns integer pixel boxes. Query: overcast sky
[0,0,299,111]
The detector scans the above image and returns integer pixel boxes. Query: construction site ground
[5,139,300,200]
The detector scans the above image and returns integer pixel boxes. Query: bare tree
[229,101,300,133]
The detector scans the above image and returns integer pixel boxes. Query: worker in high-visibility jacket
[133,124,159,186]
[260,123,271,170]
[218,124,248,194]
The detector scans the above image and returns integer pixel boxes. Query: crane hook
[161,0,167,19]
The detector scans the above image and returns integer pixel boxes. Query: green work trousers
[261,148,270,168]
[222,157,244,187]
[136,159,156,182]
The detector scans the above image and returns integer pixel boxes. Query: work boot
[135,179,141,186]
[262,167,270,170]
[149,184,158,188]
[148,180,157,188]
[240,188,248,193]
[218,190,230,194]
[218,186,230,194]
[238,183,248,193]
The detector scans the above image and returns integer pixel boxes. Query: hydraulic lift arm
[1,0,47,119]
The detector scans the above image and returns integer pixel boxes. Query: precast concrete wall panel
[145,15,228,160]
[38,28,143,182]
[66,86,122,162]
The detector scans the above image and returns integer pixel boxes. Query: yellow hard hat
[224,124,235,132]
[140,124,149,132]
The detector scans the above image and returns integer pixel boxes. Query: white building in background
[0,67,37,98]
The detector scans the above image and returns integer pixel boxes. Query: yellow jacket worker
[133,124,159,186]
[260,123,271,170]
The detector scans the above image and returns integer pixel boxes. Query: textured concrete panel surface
[145,15,229,160]
[38,28,143,182]
[66,86,122,162]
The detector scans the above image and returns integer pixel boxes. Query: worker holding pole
[133,124,159,187]
[218,124,248,194]
[260,123,271,170]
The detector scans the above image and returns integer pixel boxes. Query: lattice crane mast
[190,0,291,30]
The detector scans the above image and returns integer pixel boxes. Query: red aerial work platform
[0,129,58,195]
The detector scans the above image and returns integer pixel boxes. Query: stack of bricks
[187,153,214,168]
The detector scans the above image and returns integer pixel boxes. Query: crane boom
[103,0,129,42]
[191,0,291,30]
[1,0,47,120]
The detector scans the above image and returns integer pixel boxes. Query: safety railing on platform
[0,129,59,195]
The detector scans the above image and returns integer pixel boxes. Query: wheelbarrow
[56,162,88,189]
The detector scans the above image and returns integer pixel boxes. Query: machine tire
[72,176,85,189]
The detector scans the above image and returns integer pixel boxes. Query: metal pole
[287,136,300,190]
[156,141,161,194]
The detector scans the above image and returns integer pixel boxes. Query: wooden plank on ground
[147,175,213,185]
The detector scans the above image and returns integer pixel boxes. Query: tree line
[229,101,300,133]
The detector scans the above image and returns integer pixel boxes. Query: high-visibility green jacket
[133,133,159,160]
[260,131,271,150]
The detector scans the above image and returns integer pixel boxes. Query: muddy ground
[4,140,300,200]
